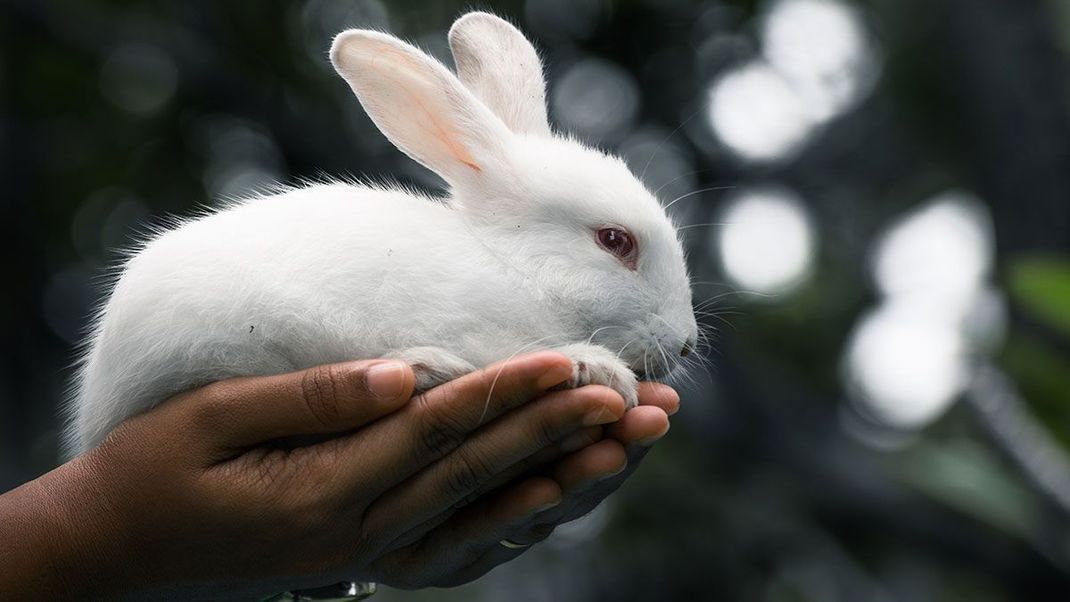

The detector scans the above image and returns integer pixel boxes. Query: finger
[363,385,624,546]
[383,407,662,555]
[389,431,658,587]
[370,477,562,589]
[425,489,564,590]
[605,405,670,446]
[433,443,637,589]
[636,382,680,415]
[329,351,573,500]
[179,359,415,452]
[441,427,664,586]
[528,437,659,534]
[550,439,628,491]
[380,426,604,554]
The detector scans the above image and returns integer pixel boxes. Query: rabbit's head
[331,12,697,379]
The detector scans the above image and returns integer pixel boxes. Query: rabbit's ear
[448,12,551,137]
[331,30,511,186]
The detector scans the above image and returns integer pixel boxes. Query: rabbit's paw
[553,343,639,409]
[385,347,476,392]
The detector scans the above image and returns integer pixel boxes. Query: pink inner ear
[342,36,486,176]
[365,47,482,173]
[416,95,482,172]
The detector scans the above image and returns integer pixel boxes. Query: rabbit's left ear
[449,12,552,137]
[331,30,512,188]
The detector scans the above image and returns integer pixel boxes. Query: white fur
[66,13,697,455]
[449,12,551,137]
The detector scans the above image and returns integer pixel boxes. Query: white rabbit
[65,12,698,455]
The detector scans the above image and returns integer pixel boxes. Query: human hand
[372,382,678,588]
[1,352,653,599]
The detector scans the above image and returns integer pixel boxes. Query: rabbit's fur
[66,13,698,455]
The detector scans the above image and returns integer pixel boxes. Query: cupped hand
[7,352,674,599]
[371,382,677,588]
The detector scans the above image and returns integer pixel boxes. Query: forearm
[0,457,134,599]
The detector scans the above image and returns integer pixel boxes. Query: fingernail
[636,423,671,447]
[598,460,627,481]
[530,499,560,515]
[582,407,618,427]
[536,361,572,390]
[366,361,408,401]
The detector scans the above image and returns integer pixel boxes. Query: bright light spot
[705,0,878,163]
[552,58,640,142]
[707,62,814,162]
[762,0,876,120]
[845,303,967,429]
[873,191,993,316]
[843,190,1001,433]
[716,188,815,295]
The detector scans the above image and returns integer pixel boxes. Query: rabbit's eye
[596,226,638,270]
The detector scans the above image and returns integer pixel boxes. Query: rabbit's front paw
[553,343,639,409]
[385,347,476,392]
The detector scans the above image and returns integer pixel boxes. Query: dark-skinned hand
[0,352,676,599]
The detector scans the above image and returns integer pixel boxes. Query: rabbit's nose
[680,342,693,357]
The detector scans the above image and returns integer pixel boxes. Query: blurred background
[3,0,1070,599]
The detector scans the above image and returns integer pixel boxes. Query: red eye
[596,226,638,270]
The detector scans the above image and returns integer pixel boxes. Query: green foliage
[1008,256,1070,338]
[999,335,1070,448]
[896,438,1037,538]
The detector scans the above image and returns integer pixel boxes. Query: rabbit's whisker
[665,186,734,211]
[639,107,703,183]
[652,169,723,196]
[479,333,561,424]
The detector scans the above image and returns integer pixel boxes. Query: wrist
[0,455,141,599]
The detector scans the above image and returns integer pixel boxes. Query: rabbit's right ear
[331,30,512,187]
[448,12,552,137]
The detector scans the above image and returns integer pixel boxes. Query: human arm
[0,353,674,599]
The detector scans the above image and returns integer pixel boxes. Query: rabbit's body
[73,183,567,450]
[68,13,698,455]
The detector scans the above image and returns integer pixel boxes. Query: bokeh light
[845,302,968,429]
[714,187,816,295]
[707,62,813,162]
[552,58,640,143]
[99,44,178,116]
[196,116,286,200]
[707,0,877,162]
[872,191,993,314]
[844,191,1001,431]
[8,2,1070,598]
[761,0,876,120]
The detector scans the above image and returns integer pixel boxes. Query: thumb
[189,359,415,450]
